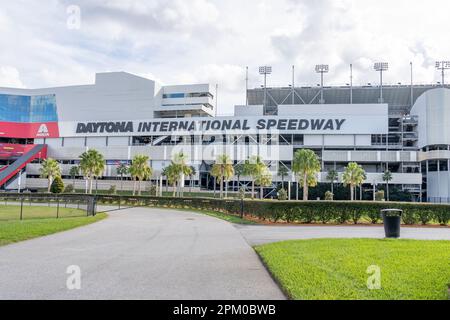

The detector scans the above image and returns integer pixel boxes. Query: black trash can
[381,209,403,238]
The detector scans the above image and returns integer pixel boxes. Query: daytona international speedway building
[1,71,450,203]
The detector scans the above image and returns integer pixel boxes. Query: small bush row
[94,196,450,226]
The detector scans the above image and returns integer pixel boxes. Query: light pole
[245,66,249,106]
[374,62,389,103]
[292,65,295,105]
[259,66,272,110]
[410,62,414,108]
[315,64,329,104]
[435,61,450,87]
[350,64,353,104]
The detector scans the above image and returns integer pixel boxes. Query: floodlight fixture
[259,66,272,75]
[374,62,389,71]
[315,64,329,73]
[259,66,273,109]
[435,61,450,86]
[374,62,389,103]
[315,64,329,104]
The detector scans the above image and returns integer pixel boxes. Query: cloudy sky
[1,0,449,114]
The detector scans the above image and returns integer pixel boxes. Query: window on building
[428,160,438,172]
[439,160,449,172]
[163,93,185,99]
[0,94,58,123]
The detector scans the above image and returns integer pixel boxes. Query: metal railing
[0,194,96,221]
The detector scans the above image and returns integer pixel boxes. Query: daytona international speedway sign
[56,114,388,137]
[75,118,348,134]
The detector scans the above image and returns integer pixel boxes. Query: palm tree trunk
[303,174,308,201]
[386,183,389,201]
[138,180,142,196]
[173,182,177,197]
[260,186,263,200]
[225,180,228,198]
[220,178,223,199]
[48,177,52,193]
[120,176,123,192]
[133,179,137,196]
[331,182,334,195]
[350,186,354,201]
[89,178,94,194]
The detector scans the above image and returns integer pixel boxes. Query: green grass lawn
[255,239,450,300]
[0,205,87,221]
[0,213,107,247]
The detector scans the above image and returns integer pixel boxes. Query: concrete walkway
[236,224,450,246]
[0,208,285,300]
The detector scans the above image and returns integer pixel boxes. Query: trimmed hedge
[94,195,450,226]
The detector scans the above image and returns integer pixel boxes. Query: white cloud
[0,67,25,88]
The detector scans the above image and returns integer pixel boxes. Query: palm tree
[342,162,366,201]
[116,163,129,192]
[278,165,289,190]
[292,149,321,201]
[255,167,273,200]
[79,149,105,194]
[162,167,170,193]
[40,159,61,193]
[165,162,181,197]
[211,155,235,199]
[173,152,191,197]
[188,166,196,193]
[129,155,153,196]
[326,169,339,195]
[244,156,267,199]
[69,166,79,192]
[383,170,393,201]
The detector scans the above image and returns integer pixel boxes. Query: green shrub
[278,189,288,201]
[148,185,157,197]
[91,195,450,226]
[50,177,64,194]
[367,210,381,224]
[325,191,334,201]
[375,191,385,202]
[108,185,117,195]
[402,209,418,225]
[64,184,74,194]
[417,210,433,225]
[434,209,449,226]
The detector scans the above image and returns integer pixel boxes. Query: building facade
[1,71,450,202]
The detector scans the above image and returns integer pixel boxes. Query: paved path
[0,208,285,300]
[236,224,450,246]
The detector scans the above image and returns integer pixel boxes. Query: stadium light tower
[435,61,450,87]
[315,64,329,104]
[259,66,272,109]
[374,62,389,103]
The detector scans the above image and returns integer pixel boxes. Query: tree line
[38,148,395,201]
